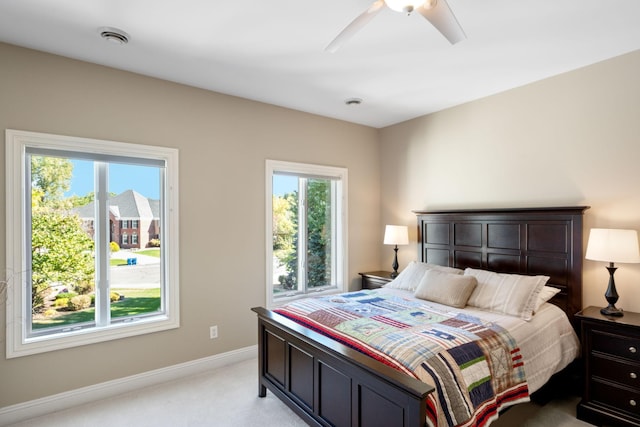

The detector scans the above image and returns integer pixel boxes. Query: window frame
[265,159,348,308]
[5,129,180,358]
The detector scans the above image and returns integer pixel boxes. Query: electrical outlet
[209,325,218,339]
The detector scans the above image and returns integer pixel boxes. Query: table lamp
[585,228,640,317]
[384,225,409,278]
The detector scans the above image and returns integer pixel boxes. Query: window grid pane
[306,178,332,289]
[26,152,164,337]
[269,162,345,304]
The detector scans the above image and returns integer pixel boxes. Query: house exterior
[74,189,160,249]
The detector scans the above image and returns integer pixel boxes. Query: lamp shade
[383,225,409,246]
[586,228,640,264]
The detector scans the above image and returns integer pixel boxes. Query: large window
[5,129,179,358]
[266,160,347,307]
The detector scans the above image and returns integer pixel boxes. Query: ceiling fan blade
[325,0,385,53]
[417,0,466,44]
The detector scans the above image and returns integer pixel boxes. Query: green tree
[69,192,95,207]
[30,155,96,313]
[281,179,332,290]
[31,211,95,312]
[31,156,73,209]
[306,179,331,288]
[281,192,299,290]
[273,193,296,253]
[68,191,116,208]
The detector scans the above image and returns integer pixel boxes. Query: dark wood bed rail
[252,307,433,426]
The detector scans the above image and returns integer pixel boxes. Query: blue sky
[273,175,297,196]
[65,160,161,199]
[66,163,295,199]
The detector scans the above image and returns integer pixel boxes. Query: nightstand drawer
[592,354,640,388]
[359,271,393,290]
[364,276,390,289]
[591,379,640,418]
[592,329,640,362]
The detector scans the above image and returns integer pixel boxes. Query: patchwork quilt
[275,290,530,427]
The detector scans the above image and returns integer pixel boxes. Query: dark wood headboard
[414,207,589,324]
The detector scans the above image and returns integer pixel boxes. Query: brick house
[74,189,160,249]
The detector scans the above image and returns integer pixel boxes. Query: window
[132,220,139,229]
[266,160,347,307]
[5,129,179,358]
[132,233,138,245]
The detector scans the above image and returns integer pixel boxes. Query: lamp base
[601,264,624,317]
[600,304,624,317]
[390,245,399,279]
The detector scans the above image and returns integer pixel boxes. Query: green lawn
[33,288,161,329]
[137,249,160,257]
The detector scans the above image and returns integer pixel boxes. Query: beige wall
[380,49,640,313]
[0,43,381,407]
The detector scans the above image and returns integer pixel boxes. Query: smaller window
[265,160,348,308]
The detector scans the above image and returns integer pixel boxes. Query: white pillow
[384,261,463,291]
[534,285,562,312]
[464,268,549,320]
[414,269,477,308]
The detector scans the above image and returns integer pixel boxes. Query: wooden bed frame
[252,206,589,427]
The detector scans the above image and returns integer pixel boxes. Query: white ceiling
[1,0,639,128]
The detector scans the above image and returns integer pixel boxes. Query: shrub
[54,298,70,309]
[110,291,120,302]
[279,275,296,290]
[44,309,58,317]
[68,295,91,311]
[74,279,94,295]
[56,292,78,300]
[148,239,160,248]
[110,241,120,252]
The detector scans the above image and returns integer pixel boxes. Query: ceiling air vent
[99,27,129,45]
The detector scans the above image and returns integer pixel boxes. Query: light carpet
[493,396,591,427]
[8,357,591,427]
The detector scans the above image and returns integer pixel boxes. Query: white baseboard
[0,345,258,426]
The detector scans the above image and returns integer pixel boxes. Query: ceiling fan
[325,0,466,53]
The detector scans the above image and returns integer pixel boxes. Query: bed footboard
[252,307,433,427]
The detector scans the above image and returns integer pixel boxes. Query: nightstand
[358,271,394,289]
[576,306,640,427]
